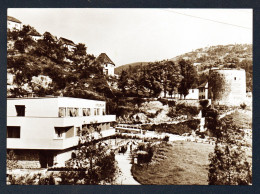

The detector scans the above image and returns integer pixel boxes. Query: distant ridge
[115,62,149,74]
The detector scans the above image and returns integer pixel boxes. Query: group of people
[117,140,138,155]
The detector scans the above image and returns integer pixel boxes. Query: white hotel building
[7,97,116,168]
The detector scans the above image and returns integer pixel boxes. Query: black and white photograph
[6,8,252,185]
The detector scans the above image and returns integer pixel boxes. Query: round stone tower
[208,69,246,106]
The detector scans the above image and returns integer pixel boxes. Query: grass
[131,141,214,185]
[224,110,252,129]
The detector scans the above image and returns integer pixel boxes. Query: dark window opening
[7,126,20,138]
[234,77,236,80]
[15,105,25,116]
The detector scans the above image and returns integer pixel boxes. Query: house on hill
[198,82,208,99]
[28,31,42,41]
[7,16,22,31]
[97,53,115,76]
[59,37,76,52]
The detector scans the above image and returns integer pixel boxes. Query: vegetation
[208,115,252,185]
[116,44,252,92]
[142,119,200,135]
[117,60,186,98]
[7,25,114,101]
[6,150,19,170]
[178,59,198,97]
[132,141,214,185]
[7,172,55,185]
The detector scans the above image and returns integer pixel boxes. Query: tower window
[234,77,236,80]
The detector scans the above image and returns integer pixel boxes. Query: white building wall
[103,63,115,76]
[184,89,199,99]
[7,97,116,150]
[7,21,22,31]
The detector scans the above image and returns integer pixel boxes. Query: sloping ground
[132,141,214,185]
[134,101,172,123]
[224,110,252,129]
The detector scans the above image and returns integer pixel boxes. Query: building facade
[198,82,208,99]
[7,16,22,31]
[7,97,116,168]
[59,37,76,52]
[96,53,115,76]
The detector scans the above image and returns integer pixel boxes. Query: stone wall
[176,99,201,107]
[9,149,41,169]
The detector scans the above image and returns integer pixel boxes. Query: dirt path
[114,145,140,185]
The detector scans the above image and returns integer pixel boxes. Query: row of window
[58,107,105,117]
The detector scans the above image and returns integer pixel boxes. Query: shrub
[163,135,169,142]
[7,150,18,170]
[151,119,200,135]
[240,103,247,110]
[200,99,209,108]
[158,98,168,106]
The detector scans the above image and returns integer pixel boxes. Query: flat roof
[7,96,105,102]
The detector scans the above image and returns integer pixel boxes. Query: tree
[178,59,198,98]
[208,117,252,185]
[162,60,182,98]
[62,126,118,184]
[74,43,87,56]
[118,70,128,96]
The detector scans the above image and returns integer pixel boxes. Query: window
[87,108,91,116]
[83,108,91,116]
[59,107,66,117]
[83,108,87,116]
[15,105,25,116]
[192,89,194,93]
[97,108,100,116]
[94,108,97,116]
[102,108,106,115]
[54,127,64,138]
[234,77,236,80]
[67,108,74,117]
[74,108,79,117]
[7,126,20,138]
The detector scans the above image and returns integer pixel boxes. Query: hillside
[115,62,149,74]
[7,25,116,102]
[116,44,252,91]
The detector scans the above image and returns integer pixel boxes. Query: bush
[200,99,209,108]
[240,103,247,110]
[148,119,200,135]
[163,135,169,142]
[158,98,168,106]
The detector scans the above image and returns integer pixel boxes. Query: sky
[8,8,252,67]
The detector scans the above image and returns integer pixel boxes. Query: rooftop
[59,37,76,46]
[7,16,22,24]
[7,96,104,102]
[96,53,115,66]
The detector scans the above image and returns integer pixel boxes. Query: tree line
[117,59,198,99]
